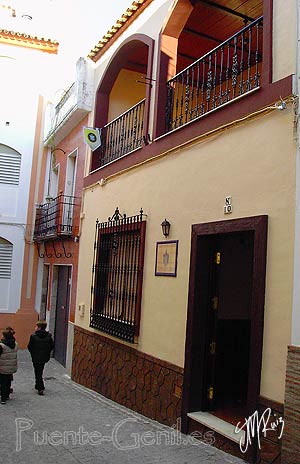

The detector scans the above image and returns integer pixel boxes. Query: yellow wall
[108,69,146,122]
[77,107,296,404]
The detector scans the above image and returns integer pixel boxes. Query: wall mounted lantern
[161,219,171,237]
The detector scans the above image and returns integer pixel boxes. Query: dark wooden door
[54,266,71,366]
[205,232,254,418]
[183,216,268,424]
[205,244,221,411]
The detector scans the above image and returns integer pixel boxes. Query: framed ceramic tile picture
[155,240,178,277]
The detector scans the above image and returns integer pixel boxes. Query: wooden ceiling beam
[184,27,223,43]
[178,51,198,62]
[196,0,255,23]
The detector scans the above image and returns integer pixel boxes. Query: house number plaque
[224,196,232,214]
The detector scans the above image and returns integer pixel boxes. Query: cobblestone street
[0,351,246,463]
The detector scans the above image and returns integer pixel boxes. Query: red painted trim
[135,220,146,336]
[91,34,154,172]
[94,35,154,128]
[262,0,273,85]
[143,36,154,146]
[153,32,169,139]
[85,73,292,188]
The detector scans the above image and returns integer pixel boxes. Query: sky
[1,0,132,87]
[25,0,131,57]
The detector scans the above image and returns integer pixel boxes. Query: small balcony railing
[166,16,263,132]
[97,99,145,168]
[55,83,76,117]
[33,194,80,241]
[44,83,76,139]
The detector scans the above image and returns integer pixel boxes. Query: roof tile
[88,0,152,62]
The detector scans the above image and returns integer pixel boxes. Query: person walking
[28,320,54,396]
[0,329,18,404]
[5,326,16,394]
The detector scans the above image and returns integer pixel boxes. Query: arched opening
[91,35,153,172]
[156,0,264,136]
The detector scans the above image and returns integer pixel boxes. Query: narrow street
[0,351,246,464]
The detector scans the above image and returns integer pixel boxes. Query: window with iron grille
[90,207,146,343]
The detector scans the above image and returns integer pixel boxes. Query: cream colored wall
[273,0,296,82]
[77,107,296,403]
[108,69,146,122]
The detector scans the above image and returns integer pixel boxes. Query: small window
[90,208,146,343]
[0,238,13,279]
[0,147,21,185]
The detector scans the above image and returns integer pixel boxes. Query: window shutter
[0,152,21,185]
[0,241,13,279]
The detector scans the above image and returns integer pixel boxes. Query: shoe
[1,400,6,404]
[38,390,44,396]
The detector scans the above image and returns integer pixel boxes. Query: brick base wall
[282,345,300,464]
[72,325,183,426]
[257,397,284,464]
[71,326,286,463]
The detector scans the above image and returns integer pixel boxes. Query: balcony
[165,17,263,133]
[44,57,93,145]
[33,194,80,242]
[93,99,145,169]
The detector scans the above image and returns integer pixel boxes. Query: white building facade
[0,6,59,345]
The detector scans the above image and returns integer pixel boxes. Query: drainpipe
[291,0,300,346]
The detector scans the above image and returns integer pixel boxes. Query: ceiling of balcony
[121,0,263,78]
[177,0,263,72]
[122,41,148,75]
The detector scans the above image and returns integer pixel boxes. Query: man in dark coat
[28,321,54,395]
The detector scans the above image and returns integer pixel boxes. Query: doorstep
[187,411,245,446]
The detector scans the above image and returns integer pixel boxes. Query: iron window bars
[166,16,263,132]
[90,207,146,343]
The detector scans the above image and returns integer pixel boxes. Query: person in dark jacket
[0,329,18,404]
[5,327,16,394]
[28,321,54,395]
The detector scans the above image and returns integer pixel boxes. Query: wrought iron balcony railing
[33,194,80,241]
[166,17,263,133]
[96,99,145,168]
[54,83,76,120]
